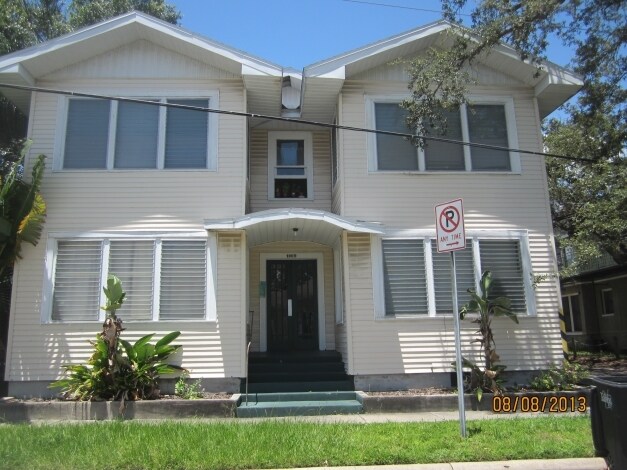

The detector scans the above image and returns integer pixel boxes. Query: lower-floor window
[562,293,583,333]
[377,233,532,317]
[48,236,213,322]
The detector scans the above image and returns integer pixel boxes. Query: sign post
[435,198,467,438]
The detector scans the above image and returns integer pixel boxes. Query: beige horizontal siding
[27,79,247,232]
[344,233,562,376]
[248,130,332,213]
[6,232,246,381]
[41,40,238,81]
[248,242,336,352]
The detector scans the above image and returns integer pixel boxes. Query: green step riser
[236,404,362,418]
[249,364,346,373]
[240,391,359,402]
[245,381,354,393]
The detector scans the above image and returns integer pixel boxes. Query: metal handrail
[245,341,251,406]
[245,310,254,406]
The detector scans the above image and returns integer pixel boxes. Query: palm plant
[459,270,518,399]
[0,140,46,279]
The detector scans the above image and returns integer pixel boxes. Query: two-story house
[0,12,582,397]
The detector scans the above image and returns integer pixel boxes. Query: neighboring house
[558,249,627,354]
[0,12,582,397]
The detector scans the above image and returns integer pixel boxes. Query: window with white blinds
[368,97,518,172]
[432,242,475,313]
[377,235,531,317]
[382,239,428,315]
[478,240,526,313]
[159,240,207,320]
[52,240,103,321]
[62,96,214,170]
[49,238,211,322]
[108,240,155,321]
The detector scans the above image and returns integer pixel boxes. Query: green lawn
[0,416,593,469]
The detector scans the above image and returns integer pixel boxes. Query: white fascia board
[204,209,384,234]
[0,11,282,79]
[303,20,450,78]
[0,63,35,85]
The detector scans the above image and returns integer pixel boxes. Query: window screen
[467,105,510,171]
[165,99,209,168]
[424,109,465,171]
[432,242,475,313]
[382,239,428,315]
[64,99,110,169]
[109,240,155,321]
[374,103,417,170]
[52,240,102,321]
[479,240,526,312]
[114,101,159,168]
[159,240,207,320]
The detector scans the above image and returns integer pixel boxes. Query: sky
[171,0,575,71]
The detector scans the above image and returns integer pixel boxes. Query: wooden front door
[267,259,318,351]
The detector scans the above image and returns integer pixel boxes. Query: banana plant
[459,270,518,399]
[0,140,47,279]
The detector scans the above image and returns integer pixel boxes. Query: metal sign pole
[451,251,467,438]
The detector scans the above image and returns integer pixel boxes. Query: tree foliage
[0,140,46,279]
[401,0,626,266]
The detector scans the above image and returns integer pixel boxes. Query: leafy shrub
[458,270,518,400]
[174,372,204,400]
[530,361,589,391]
[50,275,184,401]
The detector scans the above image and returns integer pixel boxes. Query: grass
[0,416,593,469]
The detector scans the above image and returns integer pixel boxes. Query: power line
[342,0,473,17]
[0,82,593,163]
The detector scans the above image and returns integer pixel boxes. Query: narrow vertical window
[165,99,209,169]
[432,242,475,313]
[382,239,428,315]
[479,240,526,313]
[64,99,110,169]
[467,104,510,171]
[374,103,417,170]
[424,108,465,171]
[114,101,159,168]
[52,240,103,321]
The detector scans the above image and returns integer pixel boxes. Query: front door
[267,260,318,351]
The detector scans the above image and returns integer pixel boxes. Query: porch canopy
[204,208,384,246]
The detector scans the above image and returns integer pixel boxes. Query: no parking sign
[435,198,466,253]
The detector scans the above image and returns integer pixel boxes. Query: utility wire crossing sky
[0,82,593,164]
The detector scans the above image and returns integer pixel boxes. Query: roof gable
[41,39,238,81]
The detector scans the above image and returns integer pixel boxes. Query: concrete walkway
[266,458,608,470]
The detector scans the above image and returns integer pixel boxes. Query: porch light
[292,227,299,238]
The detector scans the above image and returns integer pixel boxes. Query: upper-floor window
[43,235,216,323]
[57,94,218,170]
[366,96,520,173]
[268,131,313,199]
[374,231,533,317]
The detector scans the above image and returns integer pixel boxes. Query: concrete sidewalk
[266,458,608,470]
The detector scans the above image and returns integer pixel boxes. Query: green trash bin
[588,376,627,470]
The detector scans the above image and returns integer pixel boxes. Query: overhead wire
[0,82,594,163]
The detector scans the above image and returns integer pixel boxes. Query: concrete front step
[236,391,363,418]
[246,380,354,393]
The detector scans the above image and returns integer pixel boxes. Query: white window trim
[562,293,583,334]
[365,95,521,174]
[601,288,614,316]
[54,91,219,172]
[371,229,534,319]
[267,131,314,200]
[41,232,217,324]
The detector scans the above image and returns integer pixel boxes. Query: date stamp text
[492,395,588,413]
